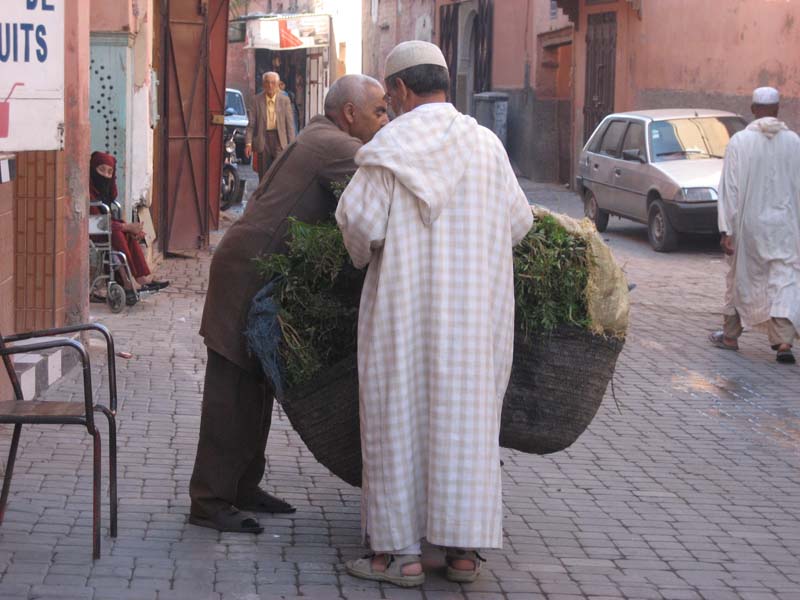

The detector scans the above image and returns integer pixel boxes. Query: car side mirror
[224,107,236,116]
[622,149,646,163]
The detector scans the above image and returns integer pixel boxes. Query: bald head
[324,74,389,143]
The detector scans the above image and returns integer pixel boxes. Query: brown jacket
[246,91,296,154]
[200,116,362,372]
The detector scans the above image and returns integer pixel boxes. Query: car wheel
[584,190,609,232]
[648,199,678,252]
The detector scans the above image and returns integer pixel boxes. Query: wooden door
[207,0,229,231]
[583,12,617,142]
[161,1,210,252]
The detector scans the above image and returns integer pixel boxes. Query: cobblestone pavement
[0,180,798,600]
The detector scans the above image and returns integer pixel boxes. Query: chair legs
[98,407,118,538]
[0,418,116,559]
[0,424,22,525]
[91,428,102,560]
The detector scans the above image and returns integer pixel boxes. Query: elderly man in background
[336,41,533,587]
[245,71,296,181]
[710,86,800,363]
[189,74,388,534]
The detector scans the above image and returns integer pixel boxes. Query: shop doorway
[256,48,306,131]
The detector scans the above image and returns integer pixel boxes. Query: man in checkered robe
[336,41,533,587]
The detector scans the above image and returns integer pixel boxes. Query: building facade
[557,0,800,184]
[226,0,363,129]
[0,1,91,338]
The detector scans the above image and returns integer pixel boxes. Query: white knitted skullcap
[752,87,780,105]
[385,40,448,78]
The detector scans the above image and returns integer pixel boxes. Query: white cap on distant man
[385,40,448,79]
[752,87,780,105]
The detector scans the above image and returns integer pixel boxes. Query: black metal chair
[0,323,118,559]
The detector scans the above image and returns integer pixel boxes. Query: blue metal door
[89,35,132,214]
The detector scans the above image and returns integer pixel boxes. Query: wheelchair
[89,202,152,313]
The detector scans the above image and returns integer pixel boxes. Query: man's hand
[720,233,735,256]
[244,143,252,159]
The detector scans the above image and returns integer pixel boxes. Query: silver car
[576,109,747,251]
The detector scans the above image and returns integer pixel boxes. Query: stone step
[9,335,81,400]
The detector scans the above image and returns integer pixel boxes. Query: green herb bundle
[254,212,590,389]
[513,213,590,337]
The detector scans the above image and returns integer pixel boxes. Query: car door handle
[614,168,622,176]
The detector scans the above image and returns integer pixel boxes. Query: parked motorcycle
[220,127,244,211]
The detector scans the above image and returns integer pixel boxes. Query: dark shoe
[709,331,738,351]
[237,489,296,514]
[142,280,170,291]
[188,506,263,533]
[125,290,138,306]
[776,348,796,364]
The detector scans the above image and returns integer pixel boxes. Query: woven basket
[278,325,624,487]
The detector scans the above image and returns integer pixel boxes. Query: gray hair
[324,74,384,116]
[262,71,280,82]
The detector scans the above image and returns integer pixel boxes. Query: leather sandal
[445,548,485,583]
[345,553,425,588]
[709,331,738,351]
[188,506,263,534]
[237,488,296,514]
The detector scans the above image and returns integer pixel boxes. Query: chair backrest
[0,332,25,401]
[89,202,112,242]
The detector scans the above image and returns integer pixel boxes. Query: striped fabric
[718,117,800,334]
[336,102,533,552]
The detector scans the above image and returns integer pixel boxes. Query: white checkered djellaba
[336,102,533,551]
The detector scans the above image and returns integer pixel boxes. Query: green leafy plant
[254,212,590,388]
[513,214,590,337]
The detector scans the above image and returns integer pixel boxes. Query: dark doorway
[255,49,305,131]
[583,12,617,142]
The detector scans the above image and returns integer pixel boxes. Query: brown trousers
[723,312,797,346]
[256,130,282,181]
[189,348,274,518]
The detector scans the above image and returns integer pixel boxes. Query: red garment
[90,151,150,279]
[111,228,150,278]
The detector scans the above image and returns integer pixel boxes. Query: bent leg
[190,349,271,519]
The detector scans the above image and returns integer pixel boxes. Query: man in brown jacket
[246,71,297,181]
[189,74,389,533]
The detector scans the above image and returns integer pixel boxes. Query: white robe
[717,117,800,334]
[335,103,533,551]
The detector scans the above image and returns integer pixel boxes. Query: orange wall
[435,0,571,91]
[90,0,136,33]
[626,0,800,106]
[570,0,800,170]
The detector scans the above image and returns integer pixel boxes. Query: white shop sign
[0,0,65,151]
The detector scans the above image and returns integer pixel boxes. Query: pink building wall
[90,1,136,33]
[570,0,800,170]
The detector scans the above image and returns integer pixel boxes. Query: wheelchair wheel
[107,283,126,313]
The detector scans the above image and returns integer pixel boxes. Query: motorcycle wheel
[220,165,240,211]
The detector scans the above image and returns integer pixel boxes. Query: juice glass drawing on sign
[1,83,25,139]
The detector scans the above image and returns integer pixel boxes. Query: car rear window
[599,120,627,158]
[650,116,746,162]
[225,90,246,116]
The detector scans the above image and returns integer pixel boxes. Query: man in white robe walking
[336,41,533,587]
[710,87,800,363]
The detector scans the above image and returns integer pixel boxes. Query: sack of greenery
[247,206,628,488]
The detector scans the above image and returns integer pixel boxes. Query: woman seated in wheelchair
[90,151,168,303]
